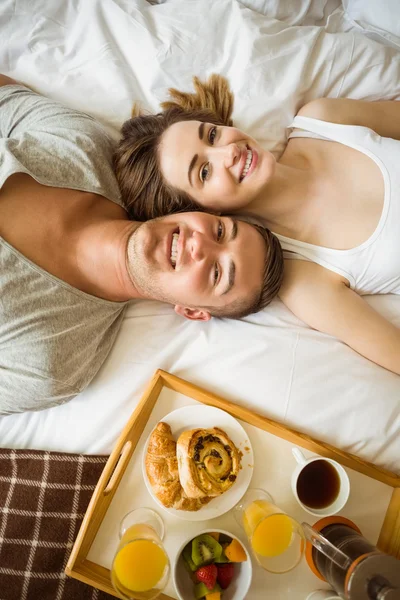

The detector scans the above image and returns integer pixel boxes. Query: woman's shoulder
[278,259,350,333]
[279,259,347,301]
[296,98,381,128]
[296,98,338,121]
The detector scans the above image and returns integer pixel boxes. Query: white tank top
[274,115,400,296]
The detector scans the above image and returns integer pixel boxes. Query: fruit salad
[181,532,248,600]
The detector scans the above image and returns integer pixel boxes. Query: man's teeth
[240,148,253,181]
[170,233,179,267]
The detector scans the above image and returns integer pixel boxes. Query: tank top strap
[289,115,371,149]
[288,129,326,141]
[274,233,356,288]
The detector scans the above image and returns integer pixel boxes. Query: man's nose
[190,231,214,262]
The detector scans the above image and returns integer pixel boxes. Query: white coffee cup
[306,591,341,600]
[291,448,350,517]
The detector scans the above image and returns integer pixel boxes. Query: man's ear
[174,305,212,321]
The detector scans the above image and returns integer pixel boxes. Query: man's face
[127,212,266,320]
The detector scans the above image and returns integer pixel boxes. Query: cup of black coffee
[291,448,350,517]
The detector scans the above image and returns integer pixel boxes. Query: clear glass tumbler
[234,488,305,574]
[111,508,170,600]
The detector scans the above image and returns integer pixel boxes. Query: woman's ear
[174,305,211,321]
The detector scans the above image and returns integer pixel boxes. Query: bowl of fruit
[173,529,252,600]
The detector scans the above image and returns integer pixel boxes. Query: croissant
[176,427,240,499]
[145,422,211,511]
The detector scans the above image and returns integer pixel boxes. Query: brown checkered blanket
[0,448,115,600]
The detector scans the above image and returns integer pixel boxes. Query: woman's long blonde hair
[159,74,234,125]
[113,74,233,221]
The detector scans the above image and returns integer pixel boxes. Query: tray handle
[103,440,133,496]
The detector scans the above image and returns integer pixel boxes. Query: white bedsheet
[0,0,399,473]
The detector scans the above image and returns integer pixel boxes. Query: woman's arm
[298,98,400,140]
[279,260,400,374]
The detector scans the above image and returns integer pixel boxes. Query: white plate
[142,405,254,521]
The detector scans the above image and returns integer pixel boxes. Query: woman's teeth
[170,233,179,267]
[240,148,253,181]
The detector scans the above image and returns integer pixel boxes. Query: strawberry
[217,563,235,589]
[195,564,218,590]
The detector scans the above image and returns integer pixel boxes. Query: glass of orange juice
[233,488,305,574]
[111,508,170,599]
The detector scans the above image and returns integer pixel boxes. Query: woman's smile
[239,145,258,182]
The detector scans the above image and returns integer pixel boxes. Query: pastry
[176,427,240,498]
[145,422,211,511]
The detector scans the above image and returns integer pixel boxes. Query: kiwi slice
[214,549,231,563]
[182,544,197,572]
[191,534,223,567]
[194,582,221,599]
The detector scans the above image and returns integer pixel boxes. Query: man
[0,75,282,414]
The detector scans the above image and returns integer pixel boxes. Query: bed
[0,0,399,474]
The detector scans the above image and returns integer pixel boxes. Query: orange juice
[252,514,293,557]
[113,539,168,592]
[112,524,168,597]
[120,524,155,546]
[243,500,293,557]
[235,490,304,573]
[243,499,272,536]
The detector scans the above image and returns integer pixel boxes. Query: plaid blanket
[0,448,115,600]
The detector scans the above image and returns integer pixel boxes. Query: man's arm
[0,74,19,87]
[279,260,400,375]
[298,98,400,140]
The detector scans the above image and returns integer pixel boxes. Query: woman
[113,75,400,375]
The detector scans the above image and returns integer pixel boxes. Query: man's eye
[200,163,210,182]
[209,126,217,145]
[217,222,224,241]
[214,263,220,285]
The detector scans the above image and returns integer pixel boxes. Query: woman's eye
[200,163,210,182]
[217,222,224,241]
[209,126,217,145]
[214,263,220,285]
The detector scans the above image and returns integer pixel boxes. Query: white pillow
[236,0,341,25]
[343,0,400,49]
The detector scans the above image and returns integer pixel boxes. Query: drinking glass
[233,488,305,573]
[111,508,170,600]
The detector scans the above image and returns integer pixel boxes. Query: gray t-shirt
[0,85,128,414]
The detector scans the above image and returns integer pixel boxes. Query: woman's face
[158,120,276,212]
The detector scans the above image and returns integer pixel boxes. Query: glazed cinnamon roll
[176,427,240,498]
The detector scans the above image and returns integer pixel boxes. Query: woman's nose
[212,143,240,169]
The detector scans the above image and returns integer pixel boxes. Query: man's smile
[169,226,184,269]
[170,231,179,268]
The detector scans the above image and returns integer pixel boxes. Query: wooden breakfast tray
[65,369,400,599]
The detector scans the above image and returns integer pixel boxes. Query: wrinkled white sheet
[0,0,399,473]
